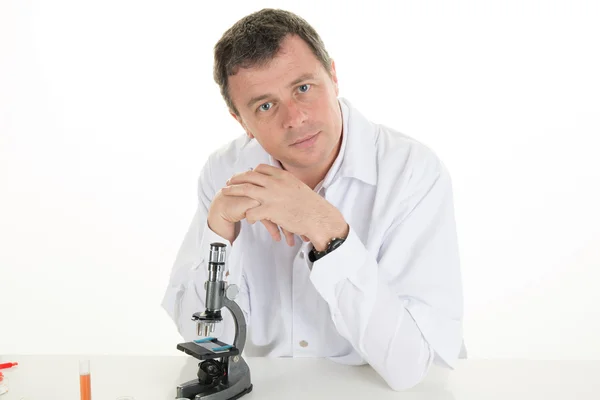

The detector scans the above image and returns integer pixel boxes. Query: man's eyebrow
[247,94,270,109]
[246,73,316,109]
[288,73,315,88]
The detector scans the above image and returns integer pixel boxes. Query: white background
[1,1,599,359]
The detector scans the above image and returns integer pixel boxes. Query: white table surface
[1,355,599,400]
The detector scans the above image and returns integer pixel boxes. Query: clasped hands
[208,163,348,252]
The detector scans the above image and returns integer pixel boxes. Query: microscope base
[177,379,252,400]
[176,355,252,400]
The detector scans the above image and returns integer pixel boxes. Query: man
[162,8,465,391]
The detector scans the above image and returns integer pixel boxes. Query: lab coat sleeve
[309,164,463,391]
[160,157,250,345]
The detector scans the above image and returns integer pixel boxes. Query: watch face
[330,238,345,251]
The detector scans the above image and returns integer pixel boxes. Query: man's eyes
[259,102,272,112]
[298,84,311,93]
[257,84,312,112]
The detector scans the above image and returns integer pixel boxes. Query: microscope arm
[222,294,247,355]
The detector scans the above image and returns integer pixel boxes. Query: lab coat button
[299,340,308,348]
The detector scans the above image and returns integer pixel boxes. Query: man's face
[228,35,341,172]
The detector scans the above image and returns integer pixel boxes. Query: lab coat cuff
[309,226,367,303]
[162,222,226,302]
[404,299,463,369]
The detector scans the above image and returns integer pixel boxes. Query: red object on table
[0,362,18,370]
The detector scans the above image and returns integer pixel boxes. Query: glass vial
[79,359,92,400]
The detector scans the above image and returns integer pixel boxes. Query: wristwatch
[308,237,346,262]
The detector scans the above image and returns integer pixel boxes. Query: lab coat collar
[334,97,377,186]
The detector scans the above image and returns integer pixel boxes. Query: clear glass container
[79,359,91,400]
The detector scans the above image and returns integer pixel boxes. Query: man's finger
[253,163,284,177]
[281,228,295,247]
[222,183,265,203]
[261,220,282,242]
[245,205,267,225]
[227,170,271,188]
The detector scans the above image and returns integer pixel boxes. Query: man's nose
[281,100,307,129]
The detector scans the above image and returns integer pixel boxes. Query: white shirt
[161,97,465,391]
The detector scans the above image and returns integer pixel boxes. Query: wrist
[207,213,239,245]
[312,220,349,252]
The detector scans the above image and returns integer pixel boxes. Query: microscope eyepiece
[209,243,227,264]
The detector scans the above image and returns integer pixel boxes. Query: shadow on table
[166,357,455,400]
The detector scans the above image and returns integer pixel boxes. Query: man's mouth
[291,131,320,146]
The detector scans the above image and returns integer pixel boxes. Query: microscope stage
[177,339,240,361]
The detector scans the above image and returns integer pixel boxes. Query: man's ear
[330,59,339,96]
[230,111,254,139]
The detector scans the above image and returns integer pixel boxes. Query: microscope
[175,242,253,399]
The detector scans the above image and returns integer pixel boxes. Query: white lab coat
[161,97,466,391]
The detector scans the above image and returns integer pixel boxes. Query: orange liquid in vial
[80,373,91,400]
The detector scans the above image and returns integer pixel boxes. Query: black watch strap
[308,237,346,262]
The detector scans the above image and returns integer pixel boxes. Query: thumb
[245,206,266,225]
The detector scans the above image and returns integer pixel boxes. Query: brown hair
[213,8,332,115]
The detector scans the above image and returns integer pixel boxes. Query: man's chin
[283,156,327,170]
